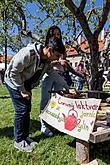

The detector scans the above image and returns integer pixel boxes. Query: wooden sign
[40,94,101,141]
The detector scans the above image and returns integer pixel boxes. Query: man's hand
[51,60,59,64]
[69,88,77,95]
[62,88,79,99]
[59,59,67,66]
[21,91,32,100]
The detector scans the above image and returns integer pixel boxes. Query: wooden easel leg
[76,139,90,164]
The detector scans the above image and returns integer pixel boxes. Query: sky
[25,0,110,31]
[8,0,110,55]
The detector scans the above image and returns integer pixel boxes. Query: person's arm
[10,48,34,92]
[66,62,84,78]
[51,60,59,64]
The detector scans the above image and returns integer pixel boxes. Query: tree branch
[94,0,110,37]
[14,0,26,30]
[64,0,93,43]
[13,0,41,41]
[75,9,93,40]
[79,0,87,11]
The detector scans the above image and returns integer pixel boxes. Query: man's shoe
[14,140,33,152]
[26,137,38,147]
[41,128,53,137]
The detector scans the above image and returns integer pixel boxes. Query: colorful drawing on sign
[62,108,81,131]
[50,100,56,108]
[40,93,101,142]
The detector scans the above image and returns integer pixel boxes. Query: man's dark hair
[47,37,65,54]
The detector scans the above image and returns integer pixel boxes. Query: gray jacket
[5,43,69,91]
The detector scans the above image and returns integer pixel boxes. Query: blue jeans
[5,84,31,142]
[77,78,85,90]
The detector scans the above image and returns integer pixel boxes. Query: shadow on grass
[0,96,10,99]
[0,126,13,139]
[67,139,76,148]
[30,119,66,135]
[0,119,60,140]
[30,119,41,132]
[92,141,110,165]
[30,119,70,142]
[0,119,40,139]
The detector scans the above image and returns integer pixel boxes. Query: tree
[64,0,110,91]
[26,0,109,91]
[0,0,24,53]
[0,0,48,55]
[0,0,38,69]
[0,0,24,69]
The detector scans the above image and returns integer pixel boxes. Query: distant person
[75,61,86,90]
[94,66,105,91]
[4,37,71,152]
[0,69,5,83]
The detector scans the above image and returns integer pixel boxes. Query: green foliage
[0,0,25,53]
[0,85,110,165]
[0,0,109,55]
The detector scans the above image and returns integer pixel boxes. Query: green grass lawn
[0,84,110,165]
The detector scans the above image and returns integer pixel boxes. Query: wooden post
[76,139,90,164]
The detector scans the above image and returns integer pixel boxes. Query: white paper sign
[40,94,101,141]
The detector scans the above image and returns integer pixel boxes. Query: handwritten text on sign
[40,94,101,141]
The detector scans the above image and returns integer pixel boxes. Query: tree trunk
[89,38,102,91]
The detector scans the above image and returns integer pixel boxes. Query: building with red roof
[66,35,105,68]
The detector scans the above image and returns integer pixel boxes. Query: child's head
[43,37,65,61]
[47,37,65,54]
[45,26,62,46]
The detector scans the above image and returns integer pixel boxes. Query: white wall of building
[67,56,82,68]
